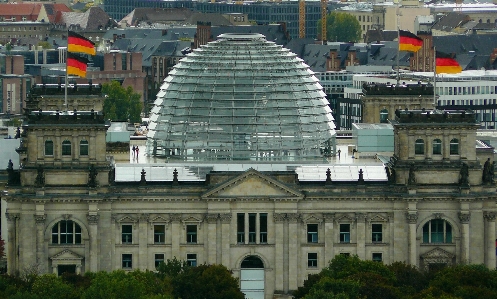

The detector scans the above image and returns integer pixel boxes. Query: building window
[372,224,382,242]
[62,140,71,156]
[380,109,388,123]
[237,213,245,243]
[415,139,424,155]
[248,213,256,243]
[80,140,89,156]
[423,219,452,243]
[260,213,267,243]
[51,220,82,244]
[372,253,383,262]
[122,224,132,244]
[450,139,459,155]
[154,225,165,244]
[186,225,197,244]
[45,140,53,156]
[155,254,164,269]
[339,224,350,243]
[186,253,197,266]
[122,254,132,269]
[308,253,318,268]
[307,224,318,243]
[433,139,442,155]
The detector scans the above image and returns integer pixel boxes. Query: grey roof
[59,7,115,30]
[210,24,290,46]
[364,30,398,44]
[431,12,470,32]
[120,8,233,27]
[434,34,497,69]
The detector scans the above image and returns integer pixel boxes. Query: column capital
[205,213,219,224]
[273,213,287,222]
[355,213,366,223]
[169,213,182,222]
[5,213,20,222]
[139,213,149,222]
[323,213,335,221]
[219,213,232,224]
[287,213,301,223]
[87,214,100,224]
[458,212,471,224]
[483,211,497,221]
[34,214,46,224]
[405,212,418,224]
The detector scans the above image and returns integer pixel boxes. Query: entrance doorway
[57,265,76,276]
[240,256,264,299]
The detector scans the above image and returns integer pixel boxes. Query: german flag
[399,30,423,52]
[68,31,96,55]
[436,51,462,74]
[67,53,89,78]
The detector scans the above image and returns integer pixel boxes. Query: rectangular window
[372,224,382,242]
[307,224,318,243]
[340,224,350,243]
[187,253,197,267]
[80,140,89,156]
[45,140,53,156]
[186,225,197,244]
[122,254,132,269]
[308,253,318,268]
[237,213,245,243]
[154,225,165,244]
[372,253,383,262]
[122,224,132,244]
[155,254,165,269]
[62,141,71,156]
[248,213,256,243]
[260,213,267,243]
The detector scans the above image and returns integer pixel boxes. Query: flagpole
[65,29,68,113]
[396,5,400,85]
[433,46,436,105]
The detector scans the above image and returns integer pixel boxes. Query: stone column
[356,213,366,260]
[138,214,148,270]
[6,213,19,275]
[34,214,46,273]
[408,133,415,159]
[484,212,496,269]
[205,213,218,264]
[287,213,300,292]
[323,213,335,265]
[87,214,99,272]
[273,213,286,293]
[406,212,418,266]
[458,212,470,264]
[220,214,231,266]
[170,214,182,260]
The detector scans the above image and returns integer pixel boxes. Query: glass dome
[146,33,336,161]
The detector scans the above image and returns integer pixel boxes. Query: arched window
[450,138,459,155]
[415,139,424,155]
[80,140,89,156]
[423,219,452,243]
[52,220,82,244]
[62,140,71,156]
[433,139,442,155]
[45,140,53,156]
[380,109,388,123]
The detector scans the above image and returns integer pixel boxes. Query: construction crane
[299,0,305,39]
[321,0,327,44]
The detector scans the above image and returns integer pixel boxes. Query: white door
[240,269,264,299]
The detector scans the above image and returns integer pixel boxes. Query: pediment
[150,216,169,223]
[182,216,202,223]
[50,249,84,261]
[302,215,323,224]
[421,247,455,261]
[202,168,303,200]
[116,216,137,223]
[335,214,355,223]
[369,214,389,223]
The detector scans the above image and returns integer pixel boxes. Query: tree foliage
[317,12,362,42]
[102,81,142,123]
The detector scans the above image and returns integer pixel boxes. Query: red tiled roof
[0,3,42,19]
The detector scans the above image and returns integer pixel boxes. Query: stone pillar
[356,213,366,260]
[206,213,218,264]
[138,214,148,270]
[484,212,496,269]
[406,212,418,266]
[220,214,231,266]
[426,133,432,160]
[443,134,449,160]
[458,212,470,264]
[170,214,182,260]
[287,213,300,292]
[87,214,99,272]
[34,214,46,273]
[273,213,286,293]
[323,213,334,265]
[6,213,19,275]
[408,133,415,159]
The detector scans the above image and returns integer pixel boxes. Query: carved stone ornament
[483,211,497,221]
[5,213,20,222]
[433,213,443,219]
[287,213,301,223]
[355,213,367,223]
[87,214,100,224]
[273,213,287,222]
[219,213,232,223]
[205,213,219,224]
[139,213,150,222]
[323,213,335,221]
[169,213,183,222]
[62,214,72,220]
[458,212,471,224]
[405,212,418,224]
[34,214,46,224]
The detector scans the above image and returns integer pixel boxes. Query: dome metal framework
[146,33,336,161]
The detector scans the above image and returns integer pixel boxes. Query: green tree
[317,12,362,42]
[36,41,51,49]
[31,274,76,299]
[102,81,143,123]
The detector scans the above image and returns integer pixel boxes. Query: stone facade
[3,108,497,299]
